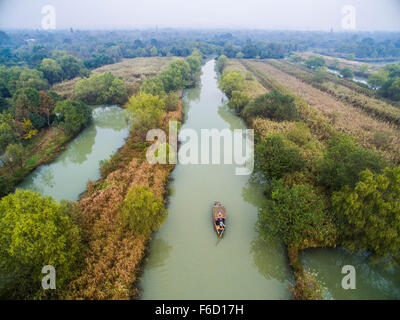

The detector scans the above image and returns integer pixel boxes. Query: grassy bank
[0,125,81,196]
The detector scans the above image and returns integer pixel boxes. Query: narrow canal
[140,60,400,300]
[140,60,293,299]
[19,106,129,201]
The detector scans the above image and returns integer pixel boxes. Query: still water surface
[19,106,129,201]
[140,60,293,299]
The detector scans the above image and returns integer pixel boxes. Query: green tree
[0,175,13,198]
[39,58,63,84]
[288,54,303,63]
[38,90,56,127]
[0,190,82,298]
[0,112,18,153]
[54,100,91,135]
[160,58,190,92]
[13,88,40,123]
[317,134,386,192]
[332,166,400,264]
[341,67,354,79]
[219,70,245,99]
[58,55,83,80]
[140,77,165,96]
[331,59,340,69]
[313,66,328,83]
[216,55,228,73]
[305,55,326,69]
[228,90,250,113]
[244,90,298,121]
[254,135,305,179]
[120,186,167,237]
[186,52,202,85]
[382,78,400,101]
[368,69,389,89]
[125,92,165,138]
[74,72,127,105]
[105,77,128,105]
[257,180,325,247]
[4,143,26,170]
[16,68,48,91]
[164,91,180,111]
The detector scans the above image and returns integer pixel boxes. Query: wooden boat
[213,201,226,238]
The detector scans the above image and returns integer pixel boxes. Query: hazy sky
[0,0,400,31]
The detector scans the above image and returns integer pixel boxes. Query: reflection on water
[64,126,97,165]
[250,239,293,284]
[18,106,129,201]
[241,176,266,209]
[217,104,246,131]
[300,248,400,299]
[144,239,173,271]
[182,86,201,123]
[93,106,129,130]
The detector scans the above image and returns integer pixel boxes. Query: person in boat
[217,212,225,225]
[215,213,224,227]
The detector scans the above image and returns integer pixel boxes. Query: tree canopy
[244,90,298,121]
[219,70,245,99]
[0,190,82,298]
[120,186,167,237]
[54,100,91,135]
[332,166,400,265]
[74,72,128,105]
[257,180,326,247]
[125,92,165,137]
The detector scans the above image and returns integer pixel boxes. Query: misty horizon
[1,0,400,32]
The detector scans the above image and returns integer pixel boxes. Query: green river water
[19,106,129,201]
[18,60,400,300]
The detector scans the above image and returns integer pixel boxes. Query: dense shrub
[368,63,400,101]
[254,134,306,179]
[4,143,26,170]
[216,55,228,73]
[160,58,190,92]
[0,175,13,197]
[219,70,245,99]
[257,179,325,247]
[228,90,250,113]
[0,112,19,153]
[125,92,165,138]
[164,92,180,111]
[74,72,128,105]
[340,67,354,79]
[244,90,298,121]
[312,66,328,83]
[54,100,92,135]
[305,55,326,69]
[317,134,386,192]
[140,76,165,96]
[332,166,400,264]
[120,186,167,237]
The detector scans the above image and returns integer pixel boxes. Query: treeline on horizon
[1,29,400,68]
